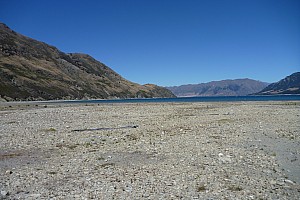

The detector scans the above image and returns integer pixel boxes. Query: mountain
[255,72,300,95]
[0,22,175,101]
[167,79,269,97]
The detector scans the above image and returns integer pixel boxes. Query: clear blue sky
[1,0,299,86]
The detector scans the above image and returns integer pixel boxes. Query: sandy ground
[0,101,299,199]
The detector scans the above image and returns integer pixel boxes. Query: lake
[42,95,300,104]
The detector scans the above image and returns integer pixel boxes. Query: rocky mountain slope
[167,79,269,97]
[0,22,175,101]
[256,72,300,95]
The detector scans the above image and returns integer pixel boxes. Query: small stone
[284,179,295,185]
[1,191,9,196]
[29,194,41,198]
[276,181,285,186]
[5,170,13,175]
[197,182,206,192]
[218,153,232,163]
[166,182,173,186]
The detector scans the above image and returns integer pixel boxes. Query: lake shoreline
[1,94,300,108]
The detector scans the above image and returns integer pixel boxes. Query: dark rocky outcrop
[255,72,300,95]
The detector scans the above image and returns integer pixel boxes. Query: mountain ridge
[0,22,175,101]
[167,78,269,97]
[255,72,300,95]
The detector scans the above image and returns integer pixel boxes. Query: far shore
[1,94,300,107]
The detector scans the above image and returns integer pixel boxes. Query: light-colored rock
[284,179,295,185]
[0,191,9,197]
[5,170,12,175]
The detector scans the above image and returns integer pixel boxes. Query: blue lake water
[46,95,300,104]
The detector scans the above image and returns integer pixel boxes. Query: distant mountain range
[167,79,269,97]
[0,22,175,101]
[255,72,300,95]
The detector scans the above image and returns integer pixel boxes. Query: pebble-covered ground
[0,101,299,199]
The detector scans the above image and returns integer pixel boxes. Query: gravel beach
[0,101,299,199]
